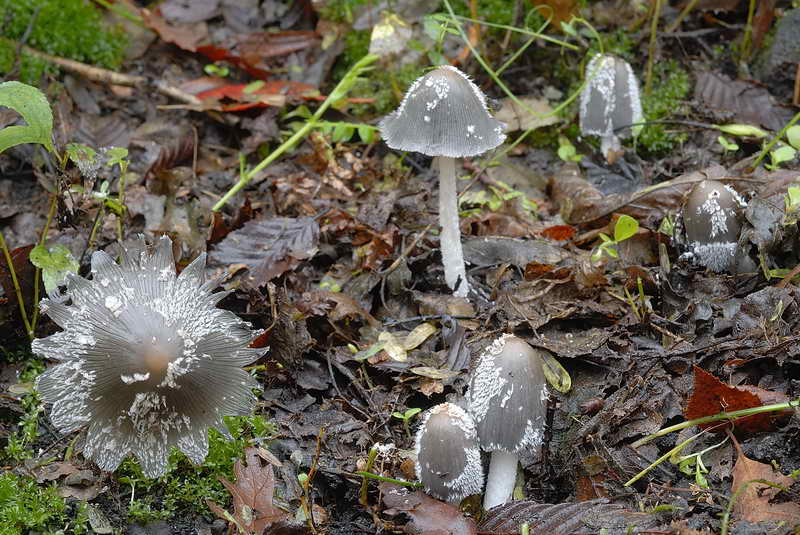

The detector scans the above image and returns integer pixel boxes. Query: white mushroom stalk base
[438,156,469,297]
[483,450,518,511]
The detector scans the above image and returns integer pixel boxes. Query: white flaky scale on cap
[467,334,547,510]
[32,236,267,478]
[414,402,484,503]
[579,54,643,160]
[681,180,747,272]
[379,66,506,297]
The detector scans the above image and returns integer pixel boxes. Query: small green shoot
[786,125,800,149]
[592,214,639,262]
[717,135,739,153]
[392,407,422,440]
[204,63,230,77]
[557,135,582,162]
[765,143,797,170]
[29,243,79,294]
[715,123,767,138]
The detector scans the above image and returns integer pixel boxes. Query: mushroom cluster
[380,65,506,297]
[33,236,266,478]
[414,335,548,511]
[678,180,747,272]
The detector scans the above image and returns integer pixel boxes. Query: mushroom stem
[437,156,469,297]
[483,450,518,511]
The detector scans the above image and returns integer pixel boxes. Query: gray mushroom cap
[681,180,747,272]
[467,334,547,453]
[579,54,643,140]
[414,402,484,502]
[379,65,506,158]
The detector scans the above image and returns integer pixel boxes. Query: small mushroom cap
[682,180,747,271]
[579,54,643,140]
[414,402,484,503]
[379,65,506,158]
[467,334,547,454]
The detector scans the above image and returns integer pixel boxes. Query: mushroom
[32,236,266,478]
[579,54,643,161]
[414,402,484,503]
[467,334,547,510]
[379,65,506,297]
[680,180,747,272]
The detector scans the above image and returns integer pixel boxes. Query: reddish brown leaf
[197,31,319,79]
[530,0,579,28]
[684,366,789,434]
[731,441,800,524]
[207,447,288,534]
[0,244,37,316]
[141,7,208,52]
[380,483,477,535]
[539,225,576,241]
[195,81,317,111]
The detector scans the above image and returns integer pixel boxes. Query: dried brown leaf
[380,483,477,535]
[207,447,289,534]
[731,447,800,524]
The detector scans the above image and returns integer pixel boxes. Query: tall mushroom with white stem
[379,66,506,297]
[579,54,643,162]
[467,334,548,511]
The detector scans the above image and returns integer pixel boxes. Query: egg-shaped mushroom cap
[379,65,506,158]
[579,54,643,139]
[682,180,746,271]
[467,334,547,454]
[414,402,484,503]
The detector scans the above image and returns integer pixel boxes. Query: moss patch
[0,0,127,86]
[639,60,691,155]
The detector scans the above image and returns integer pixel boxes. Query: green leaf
[614,214,639,242]
[0,81,54,154]
[357,124,375,143]
[716,123,768,138]
[332,123,354,142]
[404,407,422,419]
[787,125,800,150]
[717,135,739,152]
[29,244,79,294]
[769,144,797,168]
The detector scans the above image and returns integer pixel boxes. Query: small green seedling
[717,135,739,153]
[784,185,800,216]
[204,63,230,77]
[765,142,797,170]
[557,135,582,162]
[392,407,422,439]
[592,214,639,262]
[0,82,54,154]
[29,244,79,294]
[715,123,768,138]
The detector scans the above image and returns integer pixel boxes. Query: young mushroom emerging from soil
[679,180,747,272]
[32,236,265,478]
[467,334,547,511]
[379,65,506,297]
[579,54,643,161]
[414,402,484,503]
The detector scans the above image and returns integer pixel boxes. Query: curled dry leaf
[207,446,289,535]
[731,440,800,524]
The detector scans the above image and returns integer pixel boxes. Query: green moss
[117,414,277,520]
[2,359,44,463]
[0,472,88,535]
[638,60,690,155]
[0,0,127,86]
[317,0,370,23]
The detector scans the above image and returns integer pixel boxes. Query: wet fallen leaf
[207,447,289,535]
[380,483,477,535]
[194,80,317,111]
[141,7,208,52]
[684,366,791,434]
[731,439,800,524]
[210,217,320,287]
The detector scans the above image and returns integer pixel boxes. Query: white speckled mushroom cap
[379,65,506,158]
[467,334,547,454]
[579,54,643,140]
[414,402,484,503]
[681,180,747,272]
[32,236,266,478]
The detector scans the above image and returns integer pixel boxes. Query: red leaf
[195,81,317,111]
[539,225,576,241]
[684,366,790,434]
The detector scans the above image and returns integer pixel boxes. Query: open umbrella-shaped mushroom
[380,66,506,297]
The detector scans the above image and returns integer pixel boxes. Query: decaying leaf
[731,440,800,524]
[380,483,477,535]
[210,217,320,287]
[207,447,289,534]
[684,366,791,434]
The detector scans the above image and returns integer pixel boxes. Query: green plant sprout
[28,244,79,295]
[204,63,230,77]
[391,407,422,439]
[213,53,379,212]
[557,135,583,162]
[783,185,800,226]
[753,109,800,169]
[459,180,537,218]
[284,105,379,143]
[764,142,797,170]
[717,136,739,153]
[591,214,639,262]
[672,437,728,489]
